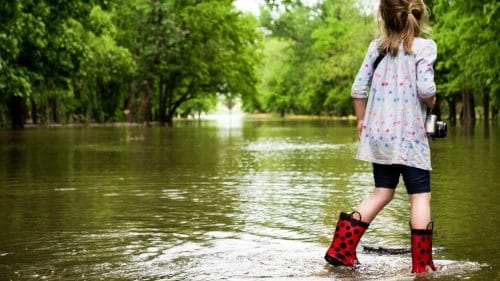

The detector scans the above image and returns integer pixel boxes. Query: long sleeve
[351,40,379,99]
[415,40,437,99]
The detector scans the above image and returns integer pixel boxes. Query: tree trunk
[461,89,475,136]
[165,88,194,126]
[447,95,457,126]
[125,80,137,123]
[73,82,85,123]
[482,90,490,122]
[165,112,174,127]
[461,89,475,123]
[160,73,179,126]
[0,104,5,125]
[482,90,490,137]
[30,95,38,124]
[165,99,179,127]
[140,80,152,125]
[8,95,26,129]
[49,96,58,123]
[165,93,179,127]
[158,75,167,126]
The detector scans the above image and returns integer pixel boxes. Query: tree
[116,0,261,126]
[258,3,317,115]
[254,0,375,116]
[308,0,376,116]
[0,0,109,128]
[433,0,500,125]
[73,5,135,123]
[0,0,35,128]
[1,0,261,128]
[256,37,292,115]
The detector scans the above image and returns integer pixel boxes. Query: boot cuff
[411,228,433,235]
[340,212,370,228]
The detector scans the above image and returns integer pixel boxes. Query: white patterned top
[351,38,437,170]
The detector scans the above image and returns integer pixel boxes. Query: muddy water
[0,119,497,280]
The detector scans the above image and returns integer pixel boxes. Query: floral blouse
[351,38,437,171]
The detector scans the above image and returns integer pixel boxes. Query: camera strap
[373,51,386,71]
[426,106,440,117]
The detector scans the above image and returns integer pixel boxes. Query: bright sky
[234,0,321,15]
[234,0,378,16]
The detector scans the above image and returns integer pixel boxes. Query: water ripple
[247,139,345,152]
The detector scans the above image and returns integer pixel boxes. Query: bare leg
[356,187,395,223]
[409,192,432,229]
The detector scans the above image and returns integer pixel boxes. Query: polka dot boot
[325,212,369,267]
[411,222,437,273]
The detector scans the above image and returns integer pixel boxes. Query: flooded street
[0,118,497,280]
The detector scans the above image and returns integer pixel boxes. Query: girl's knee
[373,188,395,204]
[409,192,431,202]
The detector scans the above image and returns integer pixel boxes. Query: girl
[324,0,437,273]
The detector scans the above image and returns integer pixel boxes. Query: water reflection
[0,121,496,280]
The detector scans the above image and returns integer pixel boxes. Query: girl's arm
[423,96,436,109]
[352,40,378,99]
[351,40,377,138]
[416,40,437,105]
[354,98,366,138]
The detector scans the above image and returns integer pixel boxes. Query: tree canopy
[0,0,260,128]
[0,0,498,128]
[252,0,499,122]
[254,0,376,116]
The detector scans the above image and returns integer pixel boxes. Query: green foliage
[256,38,292,113]
[1,0,498,127]
[255,0,499,120]
[309,0,376,115]
[178,95,218,118]
[433,0,499,111]
[253,0,375,116]
[0,0,261,127]
[113,0,261,125]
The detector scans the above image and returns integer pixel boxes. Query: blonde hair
[378,0,431,55]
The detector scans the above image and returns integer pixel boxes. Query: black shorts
[372,163,431,194]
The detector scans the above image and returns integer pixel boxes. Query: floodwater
[0,117,498,280]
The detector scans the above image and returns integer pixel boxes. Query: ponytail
[378,0,430,55]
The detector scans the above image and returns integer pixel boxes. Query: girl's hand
[357,120,364,139]
[423,96,436,109]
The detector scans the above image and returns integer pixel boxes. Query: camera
[425,114,447,138]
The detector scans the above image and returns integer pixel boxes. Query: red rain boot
[411,222,437,273]
[325,212,369,266]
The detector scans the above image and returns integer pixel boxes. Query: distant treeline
[0,0,498,128]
